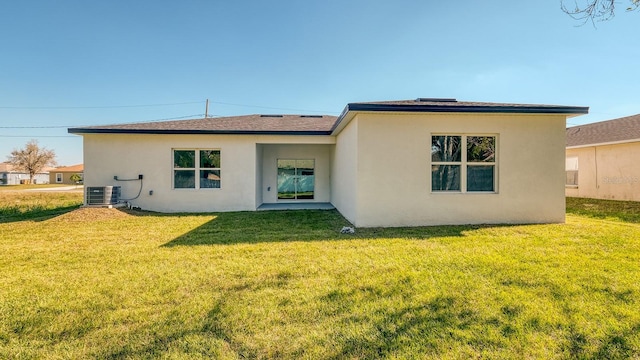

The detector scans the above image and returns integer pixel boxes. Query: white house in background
[566,114,640,201]
[0,162,52,185]
[69,98,588,227]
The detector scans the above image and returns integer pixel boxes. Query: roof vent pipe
[415,98,457,102]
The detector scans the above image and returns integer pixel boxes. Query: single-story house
[0,162,52,185]
[566,113,640,201]
[69,98,588,227]
[49,164,84,185]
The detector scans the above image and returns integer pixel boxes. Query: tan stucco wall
[260,144,332,204]
[347,112,567,227]
[566,142,640,201]
[50,171,83,185]
[83,133,333,212]
[331,118,359,225]
[255,144,264,208]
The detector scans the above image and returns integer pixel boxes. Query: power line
[0,114,207,129]
[0,99,339,114]
[207,100,339,114]
[0,101,204,110]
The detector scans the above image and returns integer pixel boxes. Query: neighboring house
[0,162,52,185]
[69,98,588,227]
[49,164,84,185]
[566,114,640,201]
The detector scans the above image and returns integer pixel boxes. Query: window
[55,173,63,183]
[566,157,578,186]
[431,135,496,192]
[173,149,220,189]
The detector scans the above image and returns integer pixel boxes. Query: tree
[562,0,640,24]
[69,173,82,185]
[7,140,57,184]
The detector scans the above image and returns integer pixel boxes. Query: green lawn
[1,193,639,359]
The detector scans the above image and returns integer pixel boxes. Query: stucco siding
[84,133,258,212]
[260,144,332,204]
[83,133,335,212]
[255,144,264,208]
[50,172,83,185]
[331,118,359,225]
[566,142,640,201]
[353,113,566,227]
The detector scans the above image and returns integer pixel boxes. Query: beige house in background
[69,98,587,227]
[566,114,640,201]
[49,164,84,185]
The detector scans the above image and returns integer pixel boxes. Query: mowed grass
[1,193,639,359]
[0,188,83,222]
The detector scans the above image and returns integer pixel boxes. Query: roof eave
[330,103,589,135]
[346,103,589,114]
[567,138,640,149]
[67,128,333,136]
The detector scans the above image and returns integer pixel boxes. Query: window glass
[174,170,195,188]
[432,136,461,162]
[174,150,195,168]
[467,165,495,192]
[200,150,220,168]
[431,134,496,193]
[200,170,221,188]
[173,149,220,189]
[432,165,461,191]
[566,157,578,186]
[467,136,495,162]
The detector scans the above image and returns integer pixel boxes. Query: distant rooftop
[53,164,84,172]
[0,162,56,173]
[567,113,640,147]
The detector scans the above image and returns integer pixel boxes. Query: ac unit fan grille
[86,186,121,205]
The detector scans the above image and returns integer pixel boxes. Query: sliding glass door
[277,159,315,200]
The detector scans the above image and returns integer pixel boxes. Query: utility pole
[205,99,209,118]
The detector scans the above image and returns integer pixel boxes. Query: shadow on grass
[162,209,505,247]
[0,204,82,224]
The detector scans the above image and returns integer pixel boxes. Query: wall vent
[86,186,121,205]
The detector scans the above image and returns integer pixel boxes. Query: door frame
[276,158,316,201]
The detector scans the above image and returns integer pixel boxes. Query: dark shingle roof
[566,114,640,147]
[344,98,588,114]
[68,98,588,136]
[69,114,338,135]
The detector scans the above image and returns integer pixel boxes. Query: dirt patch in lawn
[49,207,134,222]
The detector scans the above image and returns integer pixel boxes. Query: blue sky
[1,1,639,165]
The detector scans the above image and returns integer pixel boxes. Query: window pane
[566,157,578,171]
[200,150,220,168]
[467,165,494,192]
[277,160,296,199]
[566,170,578,186]
[432,165,461,191]
[467,136,495,162]
[174,170,195,188]
[200,170,221,188]
[432,136,461,162]
[174,150,195,168]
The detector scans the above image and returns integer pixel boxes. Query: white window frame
[172,149,221,190]
[431,134,498,193]
[55,173,63,183]
[566,156,579,187]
